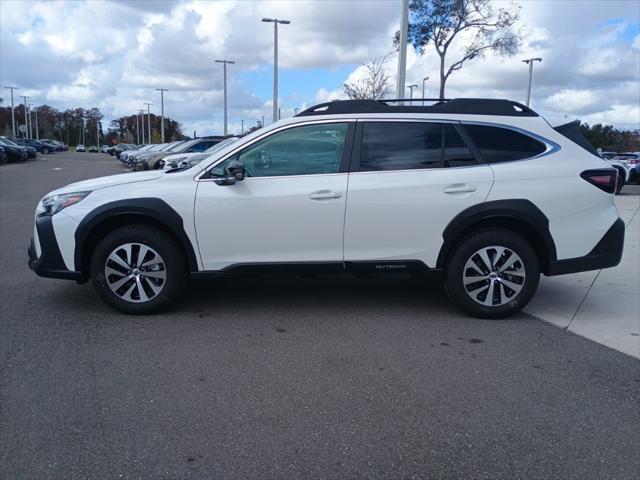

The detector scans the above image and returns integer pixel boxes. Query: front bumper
[28,215,82,281]
[547,218,625,276]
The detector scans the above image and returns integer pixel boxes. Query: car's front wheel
[42,147,49,154]
[444,229,540,319]
[90,226,187,314]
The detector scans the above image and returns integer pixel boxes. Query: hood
[50,170,164,195]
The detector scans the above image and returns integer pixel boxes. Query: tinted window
[463,124,546,163]
[188,140,218,153]
[233,123,348,177]
[443,125,476,167]
[360,122,443,171]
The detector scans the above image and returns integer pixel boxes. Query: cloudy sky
[1,0,639,136]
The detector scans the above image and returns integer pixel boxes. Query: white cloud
[1,0,639,134]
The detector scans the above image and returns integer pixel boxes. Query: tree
[396,0,520,99]
[342,54,394,100]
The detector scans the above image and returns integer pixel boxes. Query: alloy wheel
[463,246,525,307]
[104,243,166,303]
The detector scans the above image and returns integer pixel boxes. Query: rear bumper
[546,218,625,276]
[28,215,82,281]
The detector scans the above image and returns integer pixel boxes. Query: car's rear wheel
[444,229,540,319]
[42,147,50,154]
[90,226,187,314]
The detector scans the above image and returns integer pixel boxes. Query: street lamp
[156,88,169,143]
[406,84,418,100]
[4,87,17,136]
[27,104,34,139]
[422,76,430,105]
[21,96,30,138]
[262,17,291,123]
[135,110,140,144]
[144,103,153,143]
[139,109,145,144]
[522,57,542,107]
[396,0,409,103]
[215,59,235,136]
[33,107,39,140]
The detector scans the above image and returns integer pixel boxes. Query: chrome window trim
[196,119,355,182]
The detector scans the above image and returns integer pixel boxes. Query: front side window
[359,122,443,171]
[463,124,547,163]
[211,123,349,178]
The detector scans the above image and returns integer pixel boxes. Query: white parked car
[28,98,624,318]
[76,144,85,152]
[161,137,239,170]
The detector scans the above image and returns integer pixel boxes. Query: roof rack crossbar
[296,98,538,118]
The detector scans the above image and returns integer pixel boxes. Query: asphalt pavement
[1,153,639,480]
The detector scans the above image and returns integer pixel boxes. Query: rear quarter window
[463,124,546,163]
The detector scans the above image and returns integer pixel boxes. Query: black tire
[90,225,187,314]
[444,229,540,319]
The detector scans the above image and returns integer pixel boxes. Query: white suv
[28,99,624,318]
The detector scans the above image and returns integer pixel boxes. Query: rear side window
[359,122,478,171]
[463,124,546,163]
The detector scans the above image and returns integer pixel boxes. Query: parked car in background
[161,137,239,170]
[10,138,51,154]
[600,151,617,160]
[89,146,98,153]
[141,138,224,170]
[100,145,111,154]
[596,153,631,193]
[24,145,38,159]
[0,145,7,164]
[0,137,28,162]
[53,140,68,151]
[76,144,86,152]
[40,139,63,152]
[129,143,175,170]
[613,153,640,183]
[115,144,139,160]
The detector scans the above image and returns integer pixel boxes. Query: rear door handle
[309,190,342,200]
[443,184,477,194]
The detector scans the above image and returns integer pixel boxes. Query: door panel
[343,168,493,266]
[194,122,353,271]
[344,121,493,267]
[195,175,348,270]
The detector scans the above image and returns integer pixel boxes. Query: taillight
[581,169,618,194]
[627,159,640,165]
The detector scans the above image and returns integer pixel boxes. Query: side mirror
[213,159,245,186]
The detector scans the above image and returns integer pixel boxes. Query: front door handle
[443,183,478,194]
[309,190,342,200]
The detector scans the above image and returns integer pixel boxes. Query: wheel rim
[104,243,166,303]
[463,246,525,307]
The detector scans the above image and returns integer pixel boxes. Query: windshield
[0,138,18,146]
[166,141,185,152]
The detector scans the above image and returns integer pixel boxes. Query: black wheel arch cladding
[436,199,557,271]
[74,198,199,275]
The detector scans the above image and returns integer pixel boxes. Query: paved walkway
[526,185,640,358]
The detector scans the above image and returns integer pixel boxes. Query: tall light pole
[135,110,140,144]
[522,57,542,107]
[144,103,153,143]
[241,119,244,135]
[34,107,39,140]
[27,104,34,139]
[21,96,30,138]
[422,76,430,105]
[4,87,17,136]
[261,115,265,128]
[139,109,145,144]
[262,17,291,123]
[214,60,235,136]
[406,84,418,100]
[155,88,168,142]
[396,0,409,104]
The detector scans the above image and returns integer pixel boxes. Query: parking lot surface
[1,153,639,479]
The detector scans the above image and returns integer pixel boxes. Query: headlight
[41,191,91,216]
